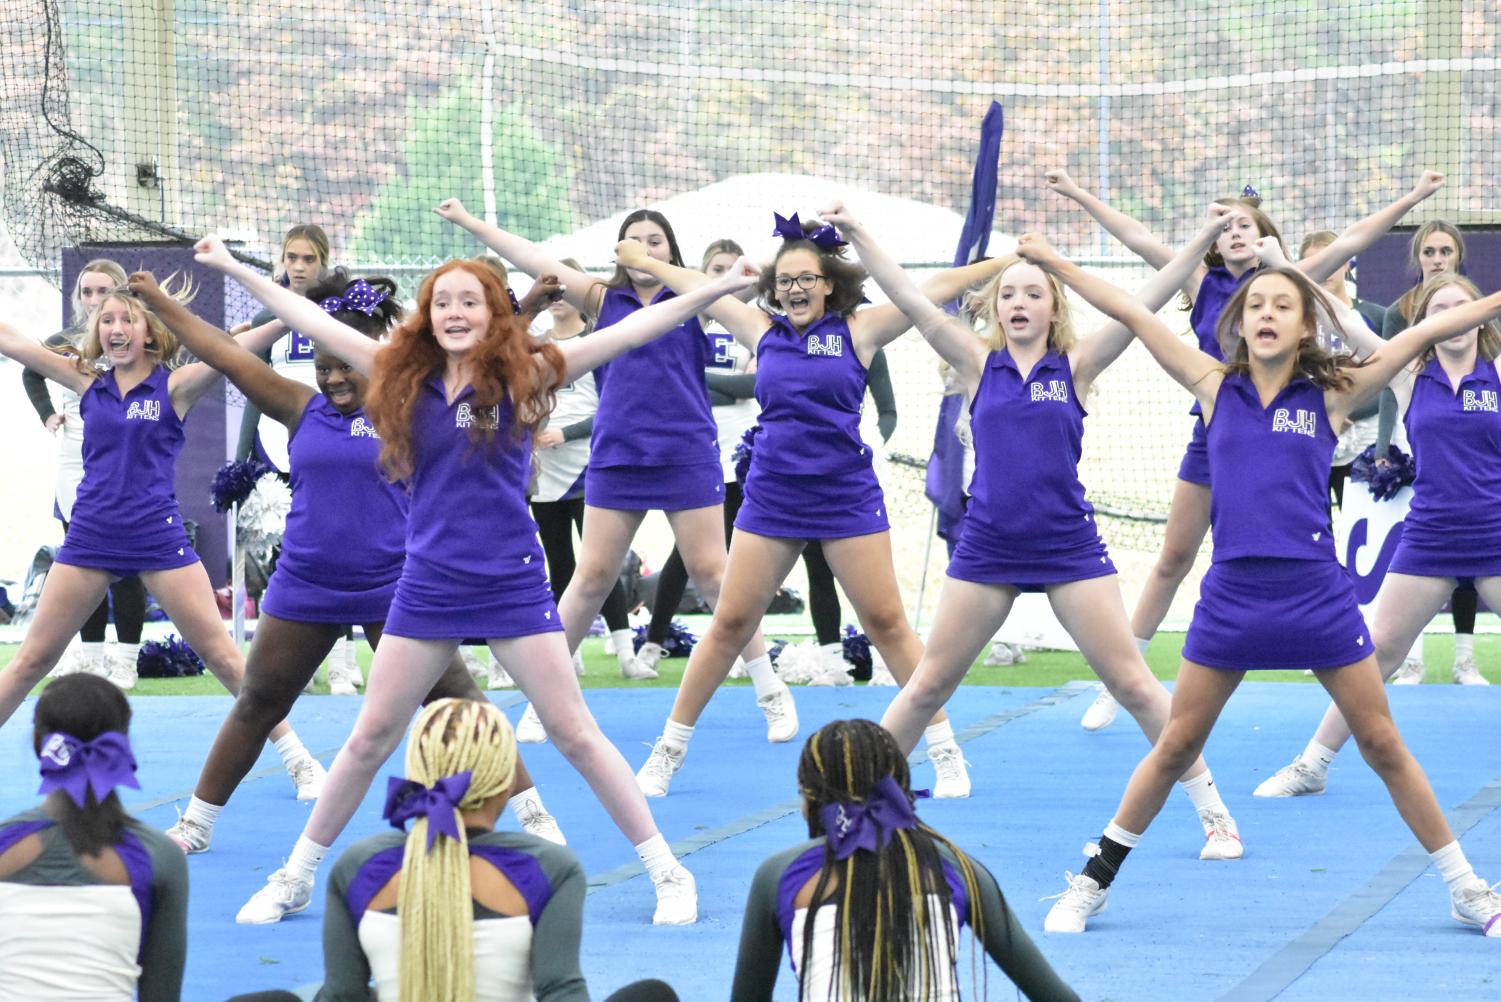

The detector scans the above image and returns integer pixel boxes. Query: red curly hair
[366,260,564,480]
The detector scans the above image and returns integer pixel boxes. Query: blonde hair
[397,698,518,1002]
[77,273,196,372]
[69,259,128,326]
[1413,273,1501,365]
[966,256,1076,355]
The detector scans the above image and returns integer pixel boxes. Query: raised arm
[132,271,314,428]
[1019,234,1224,411]
[1252,238,1385,361]
[0,322,93,395]
[194,235,380,376]
[1071,204,1233,393]
[1337,288,1501,415]
[1299,171,1444,283]
[557,258,761,380]
[1046,167,1180,273]
[434,199,602,314]
[824,203,989,393]
[613,239,771,349]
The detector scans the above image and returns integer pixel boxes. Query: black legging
[530,497,630,632]
[1453,583,1477,635]
[646,482,743,644]
[799,541,843,646]
[61,518,145,644]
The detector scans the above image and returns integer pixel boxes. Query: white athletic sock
[1407,635,1424,662]
[662,719,695,751]
[743,654,780,698]
[923,720,956,749]
[611,630,636,666]
[182,796,223,832]
[1103,821,1142,848]
[286,834,329,883]
[1430,841,1475,891]
[1179,769,1226,813]
[635,833,678,879]
[509,786,544,818]
[82,641,106,670]
[1455,634,1475,660]
[114,642,140,665]
[1299,739,1338,773]
[273,733,310,769]
[1134,637,1151,656]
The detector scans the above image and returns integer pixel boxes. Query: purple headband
[506,287,522,314]
[382,772,473,852]
[319,280,389,317]
[1242,184,1260,200]
[773,211,847,251]
[818,775,928,861]
[37,731,141,808]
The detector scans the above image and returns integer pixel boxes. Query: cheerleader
[0,292,325,800]
[433,202,792,747]
[1043,169,1446,730]
[613,214,1003,799]
[835,202,1243,857]
[1256,272,1501,797]
[20,259,148,684]
[194,233,759,927]
[127,270,563,853]
[1015,234,1501,938]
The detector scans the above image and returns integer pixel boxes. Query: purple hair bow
[37,731,141,808]
[1242,183,1260,200]
[382,771,473,851]
[818,775,928,861]
[773,212,847,250]
[319,280,389,317]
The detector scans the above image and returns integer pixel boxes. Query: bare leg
[555,505,649,652]
[665,504,768,661]
[0,564,110,725]
[1129,480,1211,641]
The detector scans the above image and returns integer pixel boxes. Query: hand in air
[817,200,861,234]
[127,271,162,300]
[1044,168,1080,197]
[518,275,565,316]
[193,235,236,270]
[715,257,762,294]
[614,239,650,270]
[1253,236,1289,269]
[1014,233,1061,269]
[433,198,470,222]
[1412,171,1445,200]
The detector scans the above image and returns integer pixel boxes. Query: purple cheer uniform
[259,395,408,623]
[55,367,199,575]
[1183,373,1372,671]
[947,349,1114,589]
[382,376,560,640]
[1177,265,1255,486]
[1389,356,1501,579]
[584,284,723,511]
[735,313,888,540]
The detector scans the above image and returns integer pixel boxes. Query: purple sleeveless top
[65,366,193,558]
[1189,265,1254,361]
[273,395,408,593]
[589,284,717,469]
[965,349,1100,550]
[751,312,872,476]
[1207,373,1336,562]
[403,376,547,587]
[1403,356,1501,542]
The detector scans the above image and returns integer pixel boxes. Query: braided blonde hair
[398,698,518,1002]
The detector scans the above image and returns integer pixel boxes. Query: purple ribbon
[37,732,140,808]
[319,280,389,317]
[773,212,847,250]
[382,772,473,851]
[1242,183,1260,200]
[818,775,928,861]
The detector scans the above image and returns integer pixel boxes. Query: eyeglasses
[774,273,825,292]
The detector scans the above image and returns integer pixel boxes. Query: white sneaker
[51,645,94,678]
[929,743,971,799]
[288,757,326,801]
[1197,806,1244,860]
[756,685,799,743]
[165,813,212,854]
[621,652,660,680]
[984,642,1026,667]
[488,661,515,689]
[106,651,138,691]
[1253,758,1327,798]
[727,657,749,679]
[1452,656,1489,686]
[236,866,313,924]
[1080,685,1118,731]
[1450,875,1501,937]
[1391,657,1425,685]
[327,660,359,696]
[635,641,666,676]
[636,738,685,797]
[516,704,548,744]
[1043,869,1108,933]
[651,863,698,925]
[514,800,567,845]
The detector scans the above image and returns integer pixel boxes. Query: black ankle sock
[1081,835,1133,889]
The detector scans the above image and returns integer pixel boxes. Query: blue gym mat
[1,681,1496,1000]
